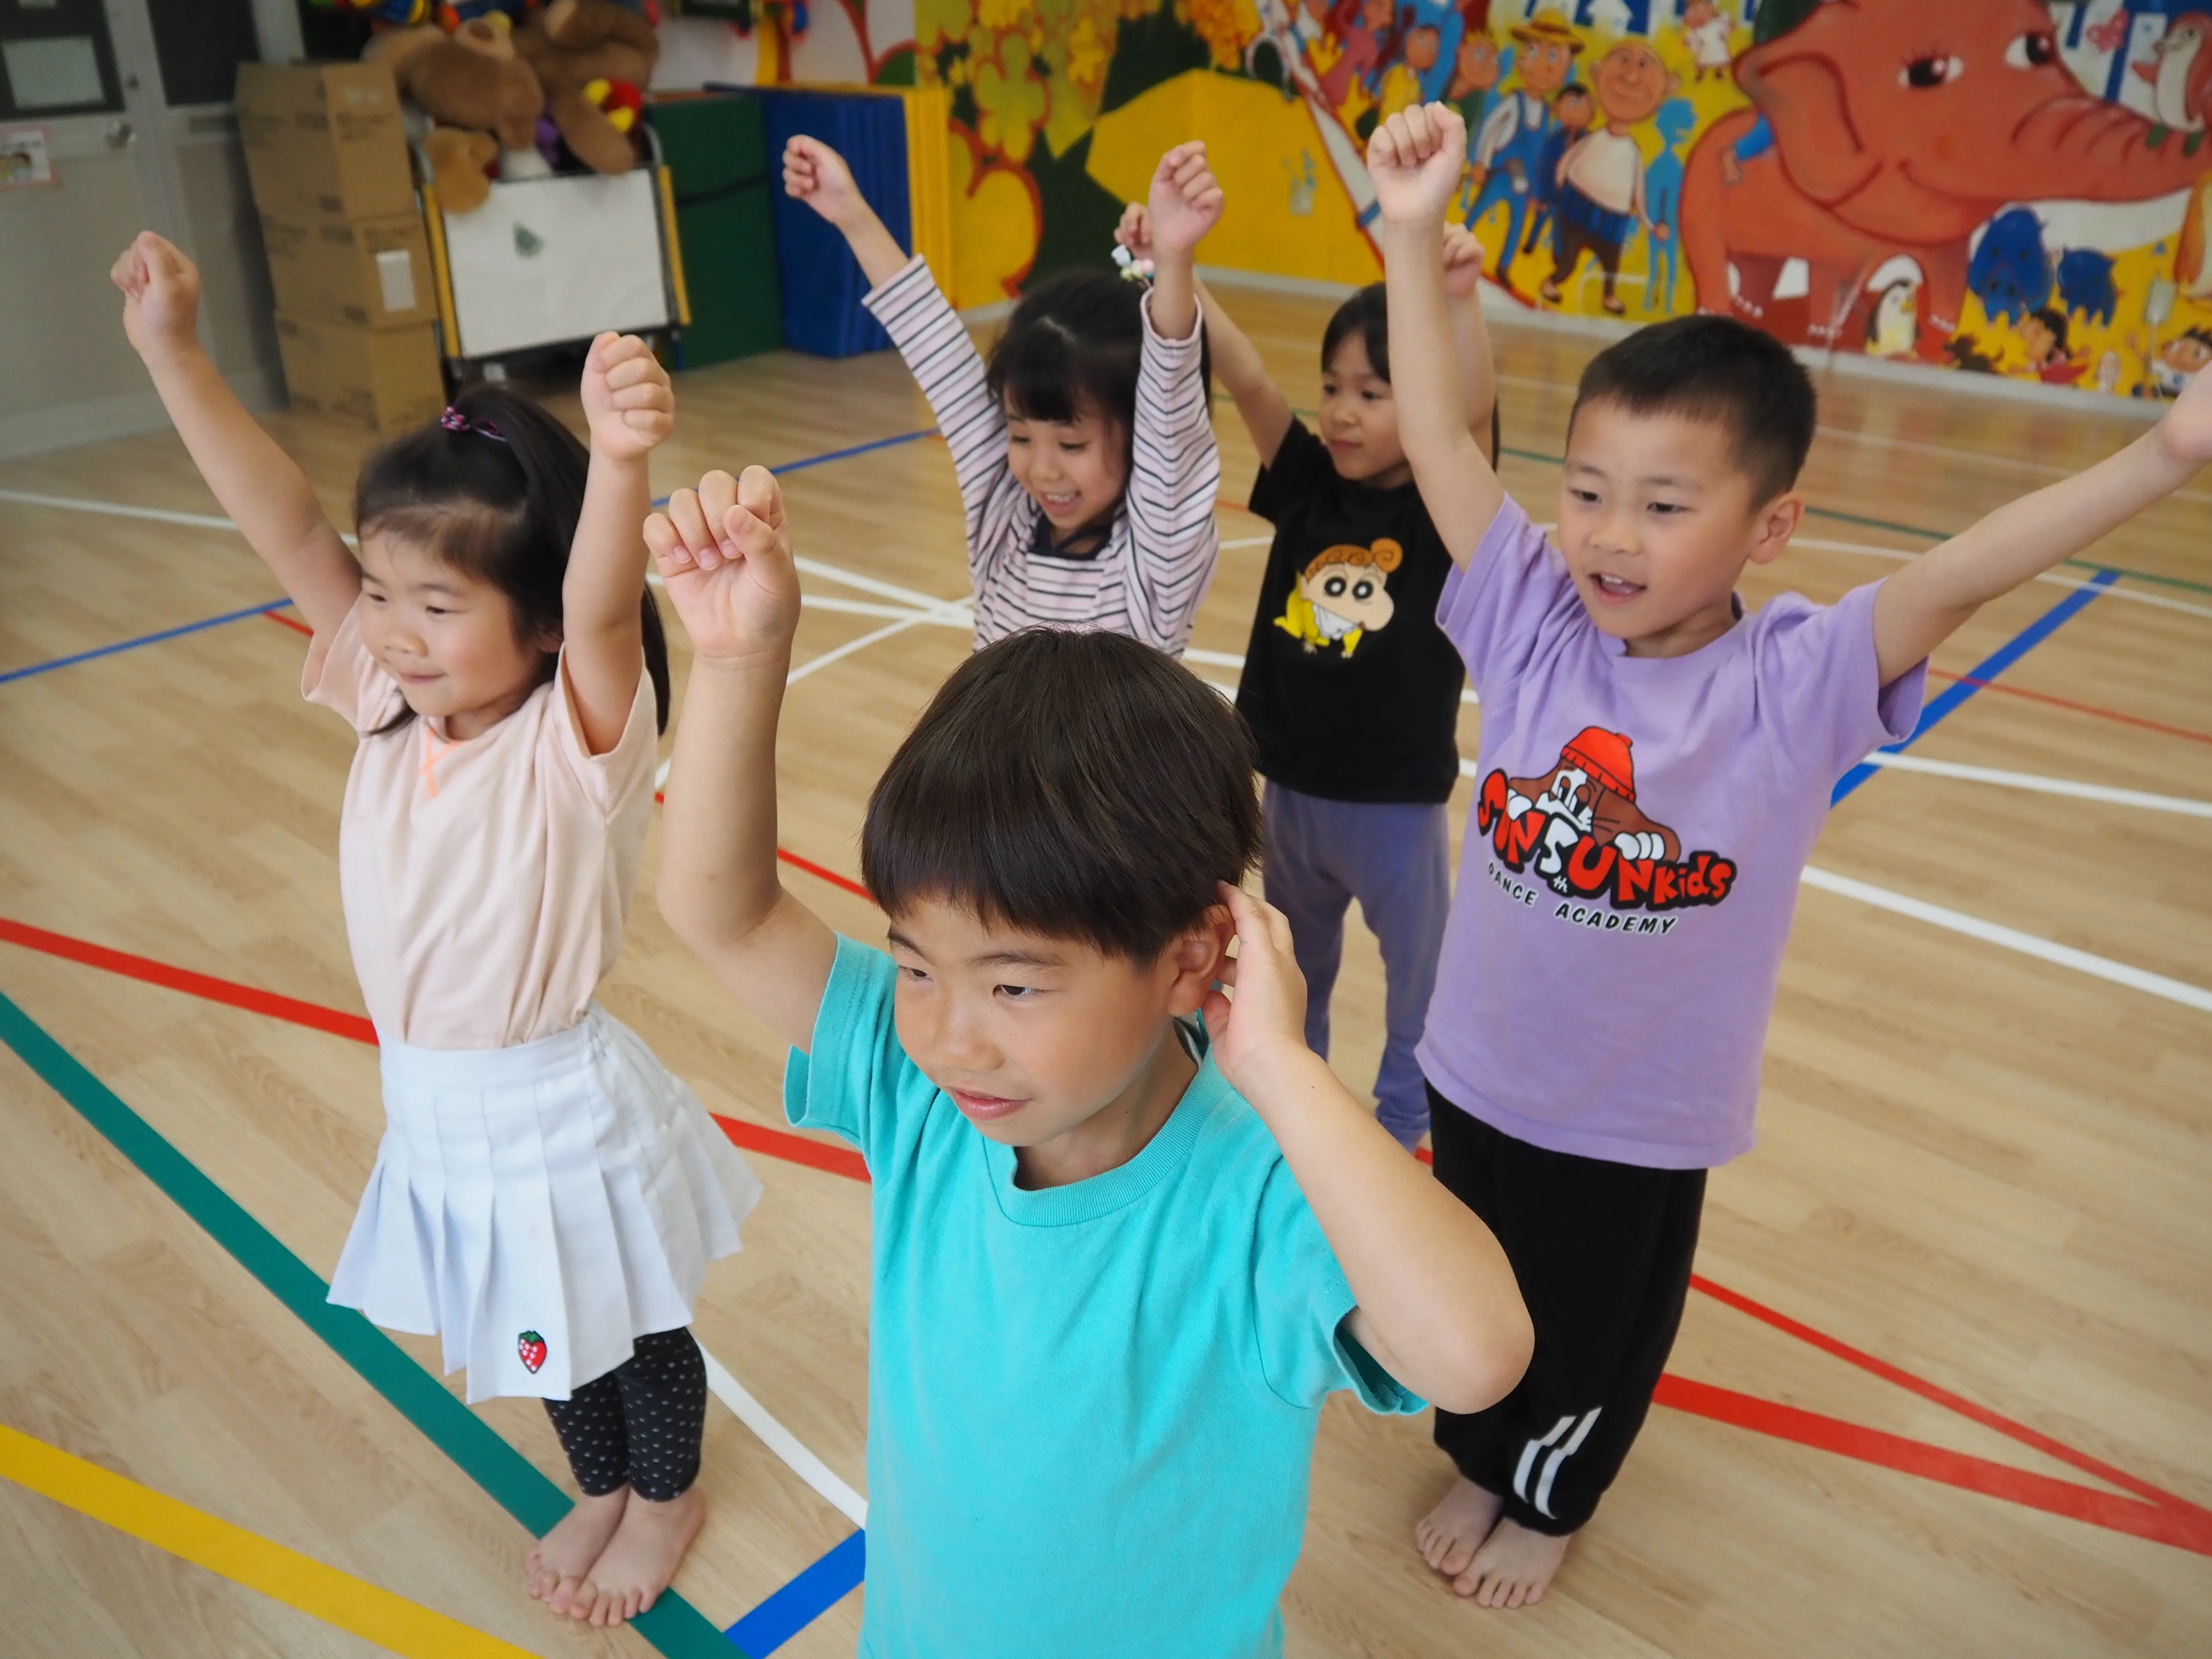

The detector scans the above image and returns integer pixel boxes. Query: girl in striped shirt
[783,135,1224,654]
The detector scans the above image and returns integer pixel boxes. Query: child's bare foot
[1414,1476,1502,1582]
[525,1486,627,1613]
[1455,1513,1572,1608]
[570,1484,706,1627]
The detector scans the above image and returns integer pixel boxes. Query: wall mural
[822,0,2212,400]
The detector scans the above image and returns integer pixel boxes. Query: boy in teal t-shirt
[649,467,1533,1657]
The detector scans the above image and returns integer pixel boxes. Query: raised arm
[1371,106,1505,564]
[782,134,909,288]
[1118,144,1225,645]
[113,232,359,635]
[1442,223,1499,464]
[1205,884,1532,1413]
[789,133,1009,557]
[565,332,673,753]
[650,468,837,1052]
[1870,366,2212,684]
[1118,201,1295,466]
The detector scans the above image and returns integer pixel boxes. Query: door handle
[104,120,135,149]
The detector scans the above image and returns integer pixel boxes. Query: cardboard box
[236,61,414,221]
[261,211,434,329]
[273,313,444,434]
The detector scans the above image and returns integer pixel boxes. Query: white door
[0,0,292,458]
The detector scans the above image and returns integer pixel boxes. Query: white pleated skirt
[328,1005,764,1402]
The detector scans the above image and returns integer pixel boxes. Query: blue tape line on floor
[651,428,936,508]
[726,1531,864,1656]
[1832,569,2119,804]
[0,599,293,685]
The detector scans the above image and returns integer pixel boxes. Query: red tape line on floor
[0,916,861,1183]
[7,913,2210,1555]
[1926,669,2212,746]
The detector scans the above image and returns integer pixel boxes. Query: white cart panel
[442,171,671,359]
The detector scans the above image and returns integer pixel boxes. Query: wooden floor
[3,286,2210,1658]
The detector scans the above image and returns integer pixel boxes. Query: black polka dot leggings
[542,1327,706,1502]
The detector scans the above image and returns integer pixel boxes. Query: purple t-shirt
[1417,497,1928,1169]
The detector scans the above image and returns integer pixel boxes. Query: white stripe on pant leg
[1533,1408,1602,1521]
[1511,1414,1577,1504]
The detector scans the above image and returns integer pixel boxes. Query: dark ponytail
[353,384,671,734]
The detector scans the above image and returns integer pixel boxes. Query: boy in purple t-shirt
[1367,101,2212,1611]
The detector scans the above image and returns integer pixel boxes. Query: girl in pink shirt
[113,232,760,1629]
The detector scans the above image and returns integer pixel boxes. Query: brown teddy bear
[514,0,661,178]
[367,13,544,214]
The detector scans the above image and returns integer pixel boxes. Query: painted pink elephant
[1682,0,2212,359]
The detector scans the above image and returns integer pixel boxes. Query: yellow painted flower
[976,0,1028,31]
[974,30,1049,164]
[948,123,1041,307]
[1068,12,1107,86]
[1176,0,1259,70]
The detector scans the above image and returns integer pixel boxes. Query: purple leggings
[1262,782,1452,1148]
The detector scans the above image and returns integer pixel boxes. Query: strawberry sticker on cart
[517,1329,548,1374]
[1,129,54,191]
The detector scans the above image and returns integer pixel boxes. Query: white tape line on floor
[1798,864,2212,1012]
[1861,752,2212,817]
[699,1346,868,1528]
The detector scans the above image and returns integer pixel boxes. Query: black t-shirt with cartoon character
[1235,419,1466,804]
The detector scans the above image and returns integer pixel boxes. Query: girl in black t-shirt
[1118,206,1500,1149]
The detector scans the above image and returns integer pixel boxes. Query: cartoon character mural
[860,0,2212,401]
[1679,0,2212,374]
[1461,13,1582,282]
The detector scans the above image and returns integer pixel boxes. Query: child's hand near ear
[1148,141,1225,259]
[1199,883,1312,1099]
[1368,103,1467,229]
[782,135,866,228]
[111,231,202,365]
[1442,223,1486,301]
[646,467,800,665]
[580,333,673,464]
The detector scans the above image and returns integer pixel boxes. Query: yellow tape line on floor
[0,1423,539,1658]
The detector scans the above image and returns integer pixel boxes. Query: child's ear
[1745,490,1804,568]
[1163,903,1235,1017]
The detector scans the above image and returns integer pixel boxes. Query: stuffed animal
[514,0,661,177]
[367,13,545,211]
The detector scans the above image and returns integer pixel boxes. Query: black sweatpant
[1427,1083,1704,1535]
[542,1328,707,1502]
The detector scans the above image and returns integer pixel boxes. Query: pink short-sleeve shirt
[303,598,658,1050]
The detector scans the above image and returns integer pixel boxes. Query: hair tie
[1112,245,1154,286]
[439,407,507,442]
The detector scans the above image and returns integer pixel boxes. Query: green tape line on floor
[0,987,745,1659]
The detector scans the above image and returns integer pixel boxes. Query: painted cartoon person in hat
[1460,9,1583,284]
[1502,726,1680,883]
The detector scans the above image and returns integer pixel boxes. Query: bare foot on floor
[1415,1477,1503,1583]
[571,1485,707,1627]
[1454,1514,1572,1608]
[526,1486,628,1614]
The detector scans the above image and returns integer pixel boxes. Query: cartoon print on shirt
[1275,538,1402,657]
[1475,725,1739,915]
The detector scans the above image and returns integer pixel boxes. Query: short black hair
[986,269,1213,461]
[2030,306,2069,350]
[1569,315,1815,503]
[861,630,1261,961]
[354,385,671,734]
[1324,281,1505,461]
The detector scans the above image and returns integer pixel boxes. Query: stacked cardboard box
[236,62,444,433]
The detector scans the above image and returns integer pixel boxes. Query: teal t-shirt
[785,938,1424,1659]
